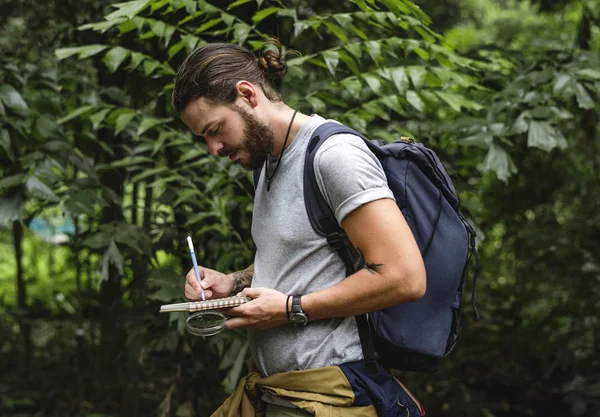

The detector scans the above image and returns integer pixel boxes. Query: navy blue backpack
[302,123,480,373]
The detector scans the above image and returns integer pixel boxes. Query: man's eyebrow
[199,120,217,136]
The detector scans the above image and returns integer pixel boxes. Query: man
[173,40,426,417]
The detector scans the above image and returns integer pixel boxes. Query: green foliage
[1,0,599,416]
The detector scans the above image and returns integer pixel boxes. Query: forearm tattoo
[230,264,254,295]
[357,248,384,275]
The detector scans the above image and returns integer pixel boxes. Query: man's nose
[206,139,224,156]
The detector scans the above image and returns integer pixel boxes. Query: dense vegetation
[1,0,598,416]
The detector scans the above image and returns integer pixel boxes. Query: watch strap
[291,295,302,313]
[286,294,292,317]
[288,295,309,326]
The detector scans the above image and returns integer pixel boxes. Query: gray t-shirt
[250,115,394,377]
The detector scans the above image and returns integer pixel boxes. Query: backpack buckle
[326,233,344,250]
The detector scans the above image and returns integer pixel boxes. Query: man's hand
[224,287,288,330]
[185,266,233,301]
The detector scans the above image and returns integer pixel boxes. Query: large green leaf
[130,166,170,183]
[105,0,151,20]
[0,129,12,161]
[278,8,297,19]
[406,90,425,112]
[574,83,595,109]
[100,240,125,282]
[252,7,280,25]
[181,35,199,53]
[0,85,28,111]
[233,23,251,44]
[0,191,24,226]
[103,47,131,73]
[112,223,152,255]
[35,115,62,139]
[527,121,568,152]
[0,174,25,189]
[220,337,249,393]
[407,66,427,88]
[143,60,161,76]
[306,96,326,113]
[137,117,163,136]
[57,105,96,124]
[55,45,110,60]
[324,21,348,42]
[25,175,59,202]
[322,50,340,76]
[114,111,136,135]
[341,78,363,97]
[459,133,493,148]
[89,109,112,130]
[178,147,208,164]
[129,52,146,70]
[149,19,165,37]
[480,143,517,182]
[109,156,154,168]
[576,68,600,80]
[338,51,360,74]
[365,40,382,63]
[148,269,186,302]
[363,74,383,95]
[553,74,572,93]
[390,68,409,94]
[196,17,223,33]
[227,0,253,9]
[63,189,107,216]
[436,92,484,112]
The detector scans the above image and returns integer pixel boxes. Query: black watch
[288,295,309,327]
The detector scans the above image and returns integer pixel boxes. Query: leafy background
[0,0,599,416]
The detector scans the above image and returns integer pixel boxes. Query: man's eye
[207,126,220,136]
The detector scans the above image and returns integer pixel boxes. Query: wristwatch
[288,295,309,327]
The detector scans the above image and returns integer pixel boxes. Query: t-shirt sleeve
[313,134,395,225]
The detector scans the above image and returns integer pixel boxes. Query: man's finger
[223,305,246,317]
[240,287,262,298]
[225,317,251,330]
[185,276,201,292]
[186,270,199,284]
[185,268,196,280]
[186,270,207,291]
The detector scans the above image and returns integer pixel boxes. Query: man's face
[180,97,274,170]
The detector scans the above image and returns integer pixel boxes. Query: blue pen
[187,235,206,301]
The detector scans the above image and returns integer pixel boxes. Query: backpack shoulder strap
[304,122,369,237]
[253,167,261,191]
[304,122,380,373]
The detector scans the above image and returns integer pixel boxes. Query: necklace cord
[265,109,298,191]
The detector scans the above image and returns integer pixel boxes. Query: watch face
[290,313,308,326]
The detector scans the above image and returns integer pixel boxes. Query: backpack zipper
[410,144,457,208]
[394,378,426,416]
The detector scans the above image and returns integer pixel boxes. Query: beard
[231,105,274,170]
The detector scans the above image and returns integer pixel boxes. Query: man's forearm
[229,264,254,295]
[302,246,426,321]
[301,198,426,321]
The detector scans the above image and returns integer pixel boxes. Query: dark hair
[172,39,290,113]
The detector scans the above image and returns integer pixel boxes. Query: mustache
[218,147,239,157]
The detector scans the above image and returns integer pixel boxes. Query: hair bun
[258,40,288,79]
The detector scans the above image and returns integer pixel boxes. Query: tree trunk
[577,8,598,174]
[13,220,31,369]
[73,218,87,402]
[96,155,127,411]
[120,181,149,417]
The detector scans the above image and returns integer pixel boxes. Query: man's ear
[235,80,258,108]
